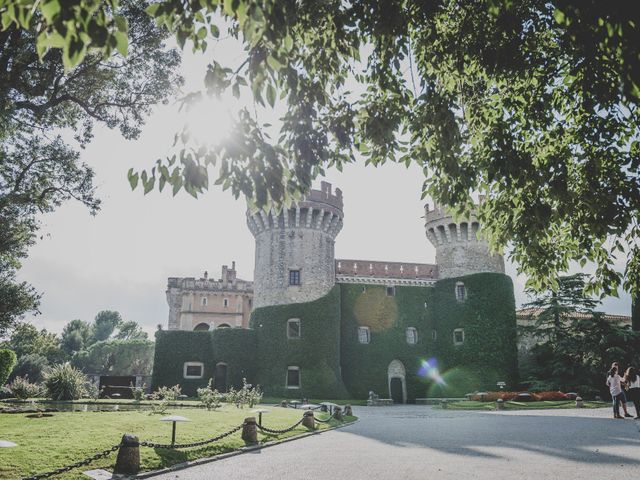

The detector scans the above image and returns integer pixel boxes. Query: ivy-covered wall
[249,286,347,398]
[340,273,517,399]
[151,329,257,396]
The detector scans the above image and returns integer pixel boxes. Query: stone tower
[246,181,344,309]
[423,200,504,279]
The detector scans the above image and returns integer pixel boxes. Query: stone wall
[247,182,343,309]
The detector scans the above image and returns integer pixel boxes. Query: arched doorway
[217,323,231,329]
[387,359,407,404]
[214,362,228,392]
[194,322,210,331]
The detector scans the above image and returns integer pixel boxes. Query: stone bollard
[280,400,288,408]
[302,410,315,430]
[575,396,584,408]
[441,400,448,410]
[242,417,258,444]
[333,406,343,421]
[344,404,353,416]
[113,434,140,476]
[496,399,504,410]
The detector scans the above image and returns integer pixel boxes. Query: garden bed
[0,404,355,479]
[443,400,609,411]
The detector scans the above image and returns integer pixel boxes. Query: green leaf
[114,30,128,56]
[127,169,139,190]
[266,84,276,107]
[40,1,61,22]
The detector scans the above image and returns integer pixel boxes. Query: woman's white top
[628,376,640,389]
[607,374,623,396]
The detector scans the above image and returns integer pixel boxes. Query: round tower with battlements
[424,200,504,279]
[247,181,344,309]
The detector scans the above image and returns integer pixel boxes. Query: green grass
[0,405,354,479]
[261,397,369,406]
[444,400,610,411]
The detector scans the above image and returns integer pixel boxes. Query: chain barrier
[140,424,244,449]
[21,445,120,480]
[256,417,305,435]
[313,414,335,424]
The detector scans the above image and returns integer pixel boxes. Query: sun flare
[184,95,235,148]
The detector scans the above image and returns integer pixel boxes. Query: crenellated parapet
[423,200,504,279]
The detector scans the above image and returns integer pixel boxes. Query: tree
[73,339,154,376]
[0,349,17,386]
[60,319,92,355]
[521,274,600,339]
[114,320,148,341]
[1,323,64,364]
[0,0,182,333]
[9,353,48,383]
[91,310,122,343]
[520,275,640,397]
[2,1,639,298]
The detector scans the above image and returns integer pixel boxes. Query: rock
[302,410,315,429]
[113,434,140,476]
[241,417,258,444]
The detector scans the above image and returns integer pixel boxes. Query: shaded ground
[153,405,640,480]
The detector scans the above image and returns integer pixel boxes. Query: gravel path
[152,405,640,479]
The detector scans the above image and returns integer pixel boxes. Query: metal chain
[256,417,305,435]
[313,414,335,424]
[140,424,244,449]
[21,445,120,480]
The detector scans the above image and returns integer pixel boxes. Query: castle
[152,182,518,401]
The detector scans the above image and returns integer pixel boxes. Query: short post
[496,398,504,410]
[302,410,315,430]
[344,404,353,416]
[575,396,584,408]
[333,406,343,421]
[280,400,288,408]
[242,417,258,444]
[113,434,140,476]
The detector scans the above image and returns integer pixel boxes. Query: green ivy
[250,286,348,399]
[151,329,257,396]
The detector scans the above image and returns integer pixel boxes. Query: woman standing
[607,365,626,419]
[624,367,640,419]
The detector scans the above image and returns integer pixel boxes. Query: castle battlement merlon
[167,277,254,293]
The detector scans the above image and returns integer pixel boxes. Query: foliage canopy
[2,0,639,298]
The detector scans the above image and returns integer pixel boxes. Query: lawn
[0,404,354,479]
[444,400,610,410]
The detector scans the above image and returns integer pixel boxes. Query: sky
[16,40,633,338]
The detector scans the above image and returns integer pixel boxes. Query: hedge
[151,329,257,396]
[0,349,17,386]
[250,286,348,399]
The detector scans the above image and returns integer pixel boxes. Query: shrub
[0,349,17,386]
[225,378,263,408]
[9,353,48,383]
[535,391,569,401]
[85,381,104,401]
[43,363,87,400]
[470,391,543,402]
[8,376,42,399]
[197,379,222,410]
[131,383,146,402]
[149,384,181,414]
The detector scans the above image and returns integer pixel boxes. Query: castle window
[289,269,301,286]
[286,366,300,388]
[424,301,428,309]
[183,362,204,379]
[248,299,252,308]
[194,322,210,332]
[455,282,467,302]
[357,326,371,344]
[386,286,395,297]
[362,286,367,293]
[432,329,437,341]
[453,328,465,345]
[287,318,301,339]
[405,327,418,345]
[202,297,208,306]
[406,327,418,345]
[223,298,229,308]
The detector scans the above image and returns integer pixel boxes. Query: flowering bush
[536,391,569,401]
[149,384,181,414]
[471,390,570,402]
[8,376,42,399]
[197,379,223,410]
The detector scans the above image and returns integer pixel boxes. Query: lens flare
[418,358,445,385]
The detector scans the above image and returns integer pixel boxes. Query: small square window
[455,282,467,302]
[202,297,208,306]
[432,330,437,341]
[286,366,300,388]
[183,362,204,379]
[453,328,465,345]
[289,270,301,286]
[406,327,418,345]
[386,286,395,296]
[357,326,371,344]
[287,318,301,339]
